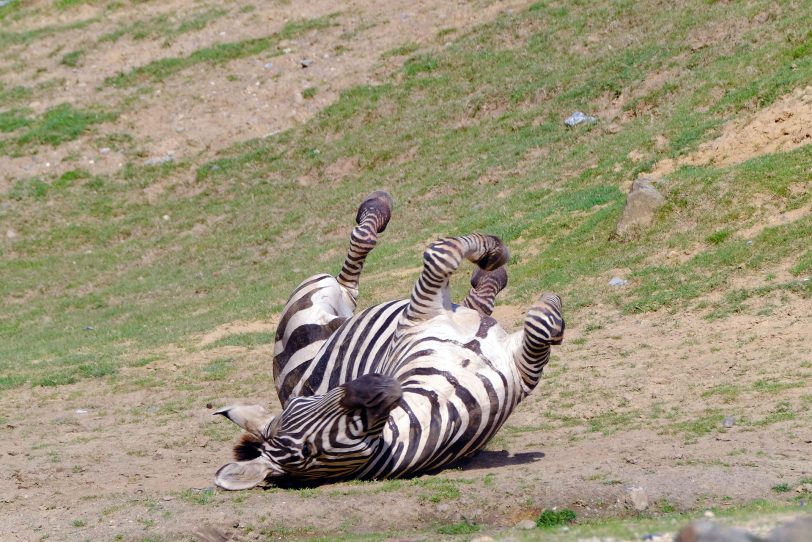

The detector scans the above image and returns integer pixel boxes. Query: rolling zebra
[214,191,564,489]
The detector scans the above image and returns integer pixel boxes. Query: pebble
[515,519,536,530]
[609,276,629,287]
[144,154,174,166]
[6,228,17,239]
[301,59,314,68]
[471,537,496,542]
[264,62,274,69]
[100,147,111,155]
[565,111,598,127]
[624,486,649,511]
[722,416,736,428]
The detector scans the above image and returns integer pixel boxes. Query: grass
[536,509,577,528]
[104,15,336,87]
[0,0,808,416]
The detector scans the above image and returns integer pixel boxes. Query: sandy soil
[1,1,811,541]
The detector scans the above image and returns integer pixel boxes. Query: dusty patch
[198,319,278,347]
[648,86,812,177]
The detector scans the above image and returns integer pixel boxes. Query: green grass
[205,332,275,349]
[1,103,115,154]
[1,0,812,391]
[536,509,577,528]
[104,15,336,87]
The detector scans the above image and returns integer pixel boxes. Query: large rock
[616,177,665,236]
[675,520,762,542]
[766,516,812,542]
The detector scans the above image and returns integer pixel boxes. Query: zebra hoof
[470,266,508,292]
[356,190,394,233]
[477,236,509,271]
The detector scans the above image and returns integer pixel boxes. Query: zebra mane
[233,433,264,461]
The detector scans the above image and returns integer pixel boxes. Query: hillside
[0,0,810,540]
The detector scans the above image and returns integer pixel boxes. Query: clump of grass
[536,508,577,528]
[772,483,791,493]
[302,87,317,99]
[0,108,31,132]
[436,520,479,535]
[60,49,84,67]
[202,357,233,381]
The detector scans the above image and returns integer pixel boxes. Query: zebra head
[214,373,402,490]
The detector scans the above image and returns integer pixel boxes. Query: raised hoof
[470,266,508,292]
[477,235,510,271]
[356,190,394,233]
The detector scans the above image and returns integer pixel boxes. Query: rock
[145,154,174,166]
[722,416,736,428]
[796,484,812,493]
[516,519,537,530]
[675,520,760,542]
[301,59,313,68]
[100,147,111,155]
[767,516,812,542]
[192,526,228,542]
[616,177,666,236]
[624,486,649,511]
[6,228,17,239]
[564,111,597,127]
[609,276,629,287]
[263,62,274,69]
[471,537,496,542]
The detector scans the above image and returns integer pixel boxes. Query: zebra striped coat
[214,192,564,489]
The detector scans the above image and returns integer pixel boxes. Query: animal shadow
[449,449,546,471]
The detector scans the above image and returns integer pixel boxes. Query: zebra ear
[215,459,278,490]
[340,374,402,422]
[214,404,274,439]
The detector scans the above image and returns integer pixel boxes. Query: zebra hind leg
[462,266,508,317]
[401,233,509,325]
[336,190,394,308]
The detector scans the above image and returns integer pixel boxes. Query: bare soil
[1,1,811,541]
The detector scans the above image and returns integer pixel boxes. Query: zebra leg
[401,234,509,325]
[512,293,565,397]
[274,191,393,405]
[462,266,508,317]
[336,190,394,308]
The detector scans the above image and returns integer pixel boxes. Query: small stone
[75,409,87,414]
[796,483,812,493]
[609,277,629,287]
[301,59,313,68]
[263,62,274,69]
[471,537,496,542]
[162,495,174,501]
[722,416,735,428]
[145,154,174,166]
[163,215,170,221]
[624,486,649,511]
[516,519,536,530]
[206,403,213,409]
[435,503,450,513]
[704,510,715,518]
[6,228,17,239]
[84,326,95,331]
[100,147,111,155]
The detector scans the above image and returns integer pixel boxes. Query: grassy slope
[1,0,811,392]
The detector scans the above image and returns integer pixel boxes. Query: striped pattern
[215,192,564,489]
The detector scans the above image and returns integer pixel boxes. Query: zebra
[214,191,564,489]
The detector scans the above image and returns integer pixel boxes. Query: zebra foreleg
[462,266,508,317]
[400,234,509,325]
[512,293,565,397]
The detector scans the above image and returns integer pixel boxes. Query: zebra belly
[288,299,409,399]
[365,311,524,478]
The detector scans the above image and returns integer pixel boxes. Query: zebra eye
[301,442,313,458]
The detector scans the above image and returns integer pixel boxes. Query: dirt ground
[1,1,811,541]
